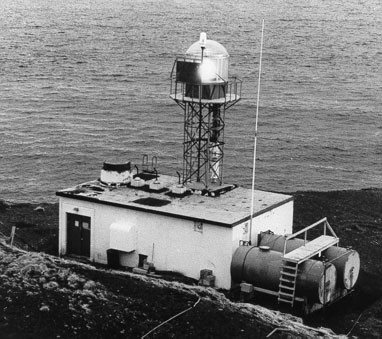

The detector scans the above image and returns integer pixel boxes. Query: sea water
[0,0,381,203]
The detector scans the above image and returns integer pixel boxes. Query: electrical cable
[141,297,201,338]
[346,311,363,336]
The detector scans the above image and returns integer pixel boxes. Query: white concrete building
[57,174,293,289]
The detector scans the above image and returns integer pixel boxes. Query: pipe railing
[282,217,338,257]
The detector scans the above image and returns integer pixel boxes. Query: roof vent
[171,184,188,196]
[131,177,145,188]
[149,180,165,192]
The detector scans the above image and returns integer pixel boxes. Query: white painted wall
[231,200,294,246]
[58,197,294,289]
[250,200,294,245]
[58,197,234,288]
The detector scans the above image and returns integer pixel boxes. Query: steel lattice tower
[170,33,241,189]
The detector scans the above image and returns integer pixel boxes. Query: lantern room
[172,33,239,101]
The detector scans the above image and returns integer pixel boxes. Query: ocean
[0,0,381,203]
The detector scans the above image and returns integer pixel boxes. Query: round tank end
[318,263,337,304]
[343,250,360,289]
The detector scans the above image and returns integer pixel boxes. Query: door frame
[59,201,95,259]
[66,213,91,257]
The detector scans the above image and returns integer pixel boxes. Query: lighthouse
[56,33,296,290]
[55,33,360,310]
[170,33,241,189]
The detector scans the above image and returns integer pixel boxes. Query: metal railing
[169,58,242,105]
[282,217,338,256]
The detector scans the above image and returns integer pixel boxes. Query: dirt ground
[0,188,382,338]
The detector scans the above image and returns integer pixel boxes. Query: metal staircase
[278,218,339,307]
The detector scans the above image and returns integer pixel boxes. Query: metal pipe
[285,217,328,241]
[283,237,287,256]
[152,156,157,169]
[325,220,338,239]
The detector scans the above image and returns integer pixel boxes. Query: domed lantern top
[185,34,229,59]
[184,33,229,83]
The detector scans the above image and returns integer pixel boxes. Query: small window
[82,222,90,230]
[74,221,80,227]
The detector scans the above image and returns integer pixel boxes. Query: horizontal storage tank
[231,246,337,304]
[258,232,360,290]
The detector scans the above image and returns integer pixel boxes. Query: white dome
[185,39,229,59]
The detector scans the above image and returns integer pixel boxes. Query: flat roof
[56,175,293,228]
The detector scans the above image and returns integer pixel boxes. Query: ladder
[278,259,299,306]
[277,218,339,307]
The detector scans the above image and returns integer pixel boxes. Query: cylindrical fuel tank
[231,246,337,304]
[258,232,360,289]
[324,246,360,290]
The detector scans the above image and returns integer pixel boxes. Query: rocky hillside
[0,240,337,338]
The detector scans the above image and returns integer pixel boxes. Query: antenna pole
[248,19,265,245]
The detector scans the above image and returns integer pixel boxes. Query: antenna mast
[248,19,265,244]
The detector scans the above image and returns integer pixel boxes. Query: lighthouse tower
[170,33,241,189]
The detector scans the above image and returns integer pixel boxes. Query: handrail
[169,56,242,104]
[282,217,338,256]
[285,218,328,240]
[325,220,338,238]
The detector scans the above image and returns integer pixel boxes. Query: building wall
[58,197,234,288]
[250,200,294,245]
[231,200,294,246]
[58,197,293,289]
